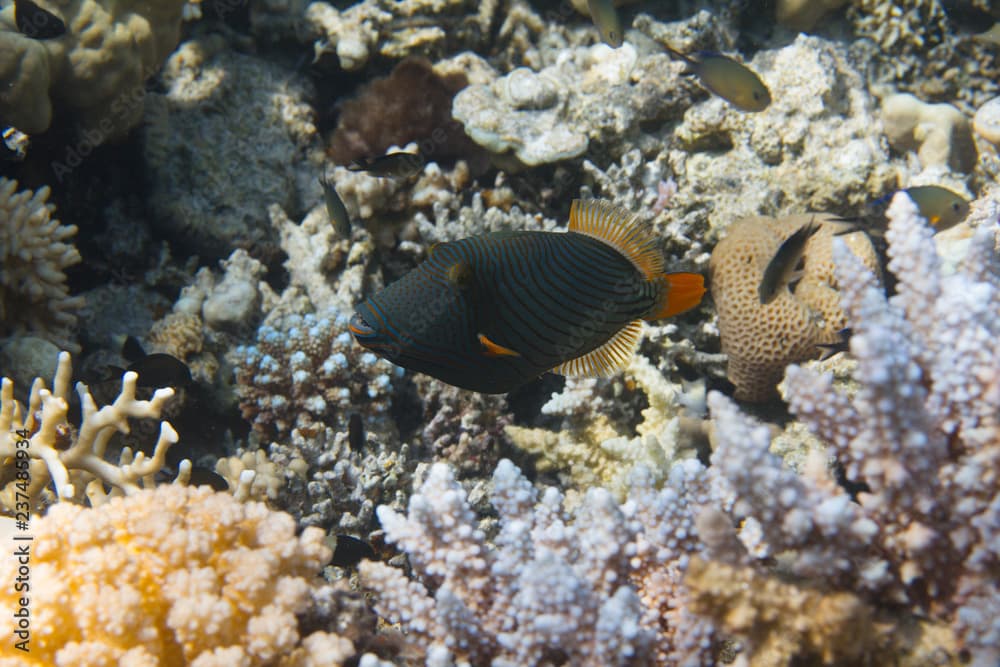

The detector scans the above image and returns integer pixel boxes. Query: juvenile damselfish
[664,46,771,112]
[350,199,705,393]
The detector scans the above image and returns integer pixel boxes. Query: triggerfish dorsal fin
[552,320,644,377]
[647,272,706,320]
[569,199,665,279]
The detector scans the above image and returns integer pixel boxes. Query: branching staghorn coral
[708,192,999,663]
[0,351,179,512]
[360,459,718,666]
[0,178,84,350]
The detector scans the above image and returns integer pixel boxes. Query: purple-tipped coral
[231,310,399,437]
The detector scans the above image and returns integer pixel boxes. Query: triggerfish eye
[350,199,705,393]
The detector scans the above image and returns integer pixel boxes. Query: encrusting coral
[709,212,880,402]
[0,0,186,140]
[0,178,84,351]
[0,351,178,513]
[0,484,356,667]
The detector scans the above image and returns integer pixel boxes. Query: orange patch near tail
[647,272,706,320]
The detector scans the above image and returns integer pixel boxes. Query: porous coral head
[0,484,333,666]
[709,213,880,401]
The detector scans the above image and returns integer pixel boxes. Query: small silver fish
[319,172,351,238]
[588,0,623,48]
[665,46,771,112]
[347,151,423,178]
[904,186,970,232]
[758,218,820,304]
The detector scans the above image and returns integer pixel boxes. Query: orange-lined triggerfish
[350,199,706,393]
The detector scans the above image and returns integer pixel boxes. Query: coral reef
[453,41,688,166]
[505,352,702,500]
[231,310,398,439]
[881,93,977,172]
[783,193,1000,655]
[973,95,1000,146]
[260,424,411,531]
[775,0,848,31]
[328,57,479,167]
[360,459,715,665]
[709,213,880,402]
[0,484,358,666]
[0,0,186,139]
[305,0,495,71]
[0,351,179,513]
[666,34,894,230]
[143,37,322,260]
[0,178,83,351]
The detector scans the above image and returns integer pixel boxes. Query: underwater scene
[1,0,999,665]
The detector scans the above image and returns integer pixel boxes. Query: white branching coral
[0,178,84,349]
[713,192,1000,662]
[0,484,347,667]
[0,351,178,512]
[361,459,718,666]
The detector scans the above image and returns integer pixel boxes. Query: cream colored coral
[0,351,177,512]
[0,484,343,666]
[881,93,977,172]
[0,0,186,140]
[0,178,83,349]
[684,557,959,666]
[709,213,879,402]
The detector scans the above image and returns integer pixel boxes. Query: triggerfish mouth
[350,199,706,393]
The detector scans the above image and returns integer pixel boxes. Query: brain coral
[0,0,186,141]
[0,484,345,666]
[709,213,880,402]
[0,178,83,350]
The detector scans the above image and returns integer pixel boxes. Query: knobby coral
[0,178,84,350]
[0,484,350,667]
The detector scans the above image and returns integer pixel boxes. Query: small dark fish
[758,218,820,305]
[330,534,376,567]
[348,413,365,451]
[347,151,423,178]
[122,334,147,364]
[664,46,771,112]
[817,327,853,361]
[107,353,192,388]
[973,22,1000,46]
[319,171,351,237]
[351,199,706,393]
[187,466,230,492]
[1,127,28,161]
[14,0,66,39]
[587,0,623,48]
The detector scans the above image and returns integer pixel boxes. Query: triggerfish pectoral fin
[478,333,521,358]
[553,320,644,377]
[648,272,706,320]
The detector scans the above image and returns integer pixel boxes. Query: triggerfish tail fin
[553,320,644,377]
[569,199,664,278]
[648,272,706,320]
